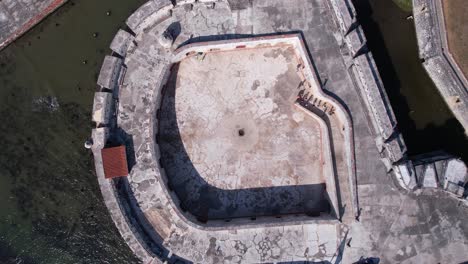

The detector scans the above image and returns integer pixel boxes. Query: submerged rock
[32,96,60,112]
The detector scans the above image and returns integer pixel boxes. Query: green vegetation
[392,0,413,12]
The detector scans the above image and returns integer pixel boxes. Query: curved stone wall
[88,0,405,262]
[119,31,350,227]
[116,30,345,261]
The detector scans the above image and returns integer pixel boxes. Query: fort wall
[413,0,468,135]
[0,0,67,50]
[328,0,407,166]
[89,0,414,262]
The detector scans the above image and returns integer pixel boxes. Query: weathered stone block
[126,0,171,33]
[422,163,438,188]
[110,29,135,57]
[92,92,113,126]
[91,127,110,150]
[97,56,123,90]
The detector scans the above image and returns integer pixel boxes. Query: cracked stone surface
[91,0,468,263]
[159,45,331,219]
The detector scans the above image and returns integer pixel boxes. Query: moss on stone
[392,0,413,12]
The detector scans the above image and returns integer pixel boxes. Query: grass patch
[392,0,413,12]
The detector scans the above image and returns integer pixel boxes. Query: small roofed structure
[101,146,129,179]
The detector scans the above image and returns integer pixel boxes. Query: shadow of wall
[157,63,332,222]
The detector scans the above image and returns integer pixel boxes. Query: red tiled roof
[101,146,129,179]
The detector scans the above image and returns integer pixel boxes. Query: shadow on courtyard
[156,64,333,222]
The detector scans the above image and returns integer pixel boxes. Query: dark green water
[353,0,468,160]
[0,1,145,263]
[0,0,467,263]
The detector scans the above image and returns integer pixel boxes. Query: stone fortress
[90,0,468,263]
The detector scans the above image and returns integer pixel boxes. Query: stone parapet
[413,0,441,59]
[91,127,110,150]
[173,0,197,6]
[352,53,396,140]
[92,92,113,127]
[394,150,468,195]
[91,46,164,264]
[385,133,407,163]
[413,0,468,134]
[92,148,162,264]
[126,0,172,33]
[97,56,123,90]
[110,29,135,57]
[394,161,418,190]
[328,0,406,166]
